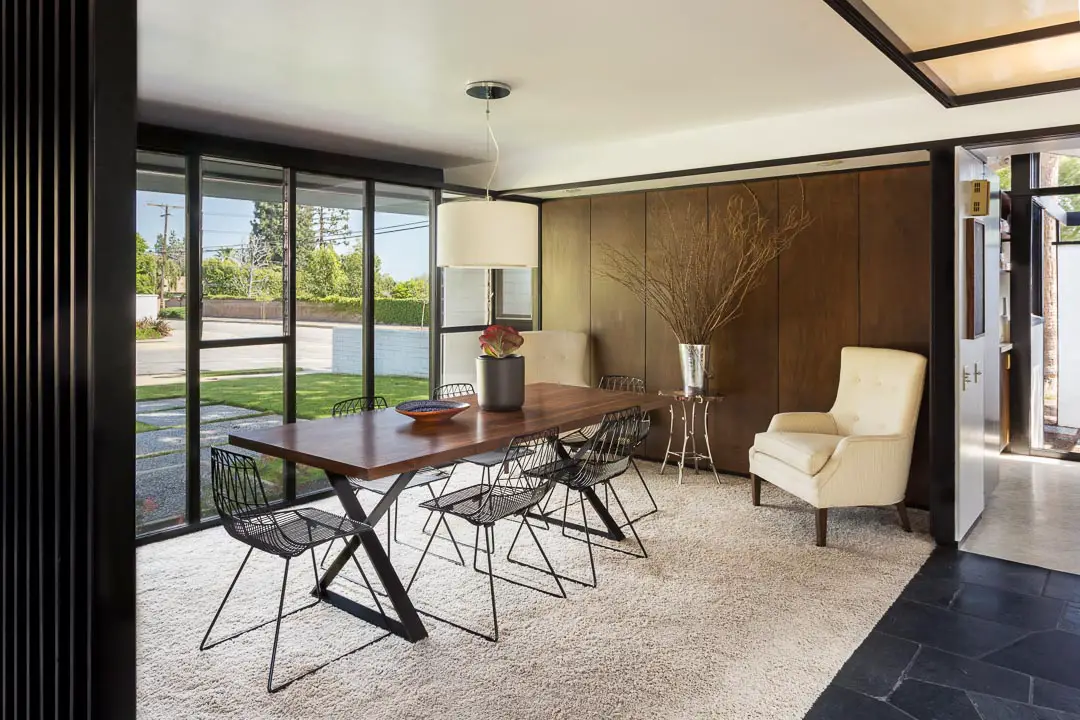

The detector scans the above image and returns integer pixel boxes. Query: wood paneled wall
[540,164,933,507]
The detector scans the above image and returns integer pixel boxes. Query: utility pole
[146,202,183,309]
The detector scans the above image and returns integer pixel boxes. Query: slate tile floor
[806,548,1080,719]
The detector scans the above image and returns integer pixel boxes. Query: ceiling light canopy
[436,81,538,268]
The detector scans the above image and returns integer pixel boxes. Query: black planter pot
[475,355,525,412]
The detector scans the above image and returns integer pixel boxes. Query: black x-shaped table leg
[313,470,428,643]
[525,442,626,542]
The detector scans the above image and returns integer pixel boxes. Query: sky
[135,190,430,282]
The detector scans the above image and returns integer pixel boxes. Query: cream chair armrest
[816,434,914,508]
[767,412,837,435]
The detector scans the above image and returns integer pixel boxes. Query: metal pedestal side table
[658,391,724,485]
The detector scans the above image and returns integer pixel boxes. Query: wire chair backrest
[599,376,650,443]
[573,406,644,485]
[210,446,273,530]
[599,375,646,394]
[433,383,475,400]
[332,395,388,417]
[492,427,561,503]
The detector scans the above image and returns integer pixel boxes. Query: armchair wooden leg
[751,474,761,506]
[815,508,828,547]
[896,502,912,533]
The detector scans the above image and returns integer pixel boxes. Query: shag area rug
[136,461,932,719]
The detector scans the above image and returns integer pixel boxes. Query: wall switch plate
[968,180,990,216]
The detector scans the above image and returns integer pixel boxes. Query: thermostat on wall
[968,179,990,216]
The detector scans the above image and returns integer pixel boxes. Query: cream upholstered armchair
[517,331,590,387]
[748,346,927,547]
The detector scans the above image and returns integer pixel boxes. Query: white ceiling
[138,0,920,170]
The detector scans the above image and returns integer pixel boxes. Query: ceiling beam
[909,22,1080,63]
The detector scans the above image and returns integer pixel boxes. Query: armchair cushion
[752,432,844,476]
[767,412,838,435]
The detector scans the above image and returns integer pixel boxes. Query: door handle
[962,365,972,391]
[974,362,982,384]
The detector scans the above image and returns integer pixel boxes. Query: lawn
[135,373,430,419]
[136,420,157,433]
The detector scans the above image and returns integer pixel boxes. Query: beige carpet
[136,461,933,719]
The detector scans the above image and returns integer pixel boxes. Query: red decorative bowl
[395,399,470,423]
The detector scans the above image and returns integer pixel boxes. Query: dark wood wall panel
[708,181,780,474]
[643,188,708,457]
[540,164,933,506]
[591,194,647,383]
[541,198,592,336]
[859,165,933,508]
[777,174,861,413]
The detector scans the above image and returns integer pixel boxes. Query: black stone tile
[876,600,1029,657]
[1035,680,1080,716]
[970,692,1080,719]
[834,632,920,698]
[889,680,982,720]
[951,583,1065,631]
[920,549,1049,596]
[1047,573,1080,603]
[1060,604,1080,634]
[984,631,1080,690]
[901,574,961,608]
[805,685,915,720]
[908,647,1031,701]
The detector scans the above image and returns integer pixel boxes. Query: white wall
[331,326,429,379]
[135,294,158,321]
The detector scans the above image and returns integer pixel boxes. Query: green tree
[135,233,157,294]
[1059,156,1079,242]
[154,230,185,299]
[250,201,316,265]
[309,206,351,249]
[298,246,345,298]
[201,257,247,296]
[391,277,428,300]
[340,251,364,297]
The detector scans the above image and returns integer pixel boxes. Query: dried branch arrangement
[596,185,813,345]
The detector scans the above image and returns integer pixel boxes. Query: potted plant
[476,325,525,411]
[597,185,813,395]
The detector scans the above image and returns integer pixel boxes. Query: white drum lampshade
[436,199,538,268]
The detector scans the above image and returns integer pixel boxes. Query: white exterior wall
[135,294,158,321]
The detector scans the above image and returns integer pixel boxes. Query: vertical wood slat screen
[2,0,136,717]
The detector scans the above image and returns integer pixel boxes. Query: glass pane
[200,158,286,340]
[374,184,431,404]
[922,34,1080,95]
[862,0,1079,51]
[136,151,188,536]
[442,268,489,327]
[441,330,481,387]
[495,268,534,321]
[293,172,367,497]
[199,347,286,519]
[1053,237,1080,452]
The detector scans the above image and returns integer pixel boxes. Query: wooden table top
[228,382,672,481]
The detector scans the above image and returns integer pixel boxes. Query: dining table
[228,382,672,642]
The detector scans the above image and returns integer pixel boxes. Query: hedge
[200,294,428,327]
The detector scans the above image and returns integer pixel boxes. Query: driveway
[136,319,352,378]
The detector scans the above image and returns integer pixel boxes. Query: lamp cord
[485,96,500,200]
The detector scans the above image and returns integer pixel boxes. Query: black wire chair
[200,447,387,693]
[319,395,463,567]
[406,428,566,642]
[553,375,657,525]
[432,382,530,482]
[516,406,648,588]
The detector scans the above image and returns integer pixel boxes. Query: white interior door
[955,149,992,541]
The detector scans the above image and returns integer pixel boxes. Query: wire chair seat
[418,483,544,525]
[344,466,451,495]
[227,507,374,559]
